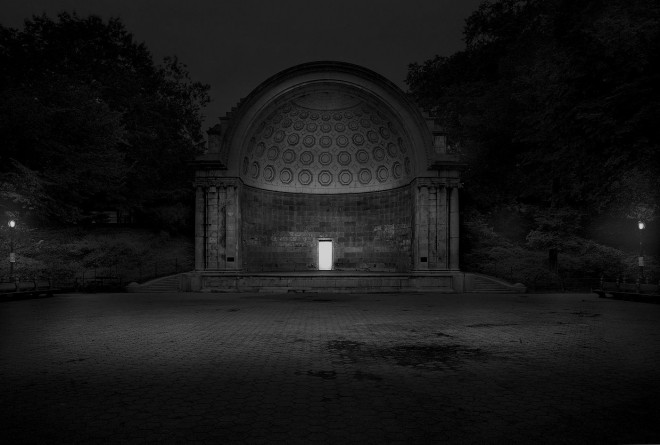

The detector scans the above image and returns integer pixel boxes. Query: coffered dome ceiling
[240,90,414,193]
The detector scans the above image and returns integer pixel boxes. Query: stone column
[194,186,205,271]
[449,186,460,270]
[413,184,429,270]
[224,182,242,270]
[437,186,448,269]
[217,185,226,268]
[206,186,219,270]
[428,185,438,269]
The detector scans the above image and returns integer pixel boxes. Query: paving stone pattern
[1,292,659,444]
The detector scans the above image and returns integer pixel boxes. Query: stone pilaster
[224,182,242,270]
[436,186,448,269]
[194,186,205,271]
[216,185,227,268]
[193,176,243,272]
[449,185,460,270]
[413,178,449,271]
[206,186,219,270]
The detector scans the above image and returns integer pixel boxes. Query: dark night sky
[1,0,483,133]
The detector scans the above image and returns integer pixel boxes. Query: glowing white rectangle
[318,240,333,270]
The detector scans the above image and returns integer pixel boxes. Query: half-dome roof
[208,61,434,194]
[241,88,413,192]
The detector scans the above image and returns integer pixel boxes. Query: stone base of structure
[182,271,465,293]
[128,271,526,294]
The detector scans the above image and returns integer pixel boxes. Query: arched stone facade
[188,62,464,292]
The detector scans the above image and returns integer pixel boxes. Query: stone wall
[241,185,412,272]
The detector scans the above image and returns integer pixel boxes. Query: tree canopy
[407,0,660,226]
[0,13,210,228]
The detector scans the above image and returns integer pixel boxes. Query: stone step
[259,287,313,293]
[126,274,184,292]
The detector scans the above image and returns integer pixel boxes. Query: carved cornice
[194,177,243,189]
[413,177,462,189]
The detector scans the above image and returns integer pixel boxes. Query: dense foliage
[0,13,210,230]
[408,0,659,279]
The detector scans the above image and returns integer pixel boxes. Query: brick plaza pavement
[1,291,659,444]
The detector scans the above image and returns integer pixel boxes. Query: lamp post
[638,221,645,282]
[8,219,16,282]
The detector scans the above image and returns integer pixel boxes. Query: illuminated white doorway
[318,240,333,270]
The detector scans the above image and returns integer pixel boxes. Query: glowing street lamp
[638,221,645,282]
[8,219,16,281]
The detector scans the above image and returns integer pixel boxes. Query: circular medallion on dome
[339,170,353,185]
[281,103,292,113]
[348,121,359,131]
[303,135,315,148]
[360,118,371,128]
[250,162,260,179]
[336,135,349,147]
[379,127,390,140]
[335,123,346,132]
[256,142,266,157]
[367,130,379,143]
[387,142,397,158]
[319,152,332,165]
[300,151,314,165]
[263,126,274,138]
[352,134,365,146]
[306,122,318,132]
[319,136,332,148]
[321,113,331,121]
[373,146,385,161]
[388,121,398,135]
[358,168,372,184]
[333,112,342,121]
[338,151,351,165]
[299,110,309,119]
[264,165,275,182]
[242,157,249,174]
[267,146,279,161]
[405,157,411,175]
[310,112,319,120]
[282,149,296,164]
[298,169,313,185]
[318,170,333,186]
[344,111,353,119]
[320,123,332,133]
[392,161,402,179]
[290,108,299,116]
[370,114,381,125]
[356,149,369,164]
[280,168,293,184]
[376,166,389,182]
[287,133,300,145]
[272,114,283,124]
[293,120,304,131]
[273,130,285,143]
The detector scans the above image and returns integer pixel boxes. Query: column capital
[446,178,463,189]
[413,177,446,189]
